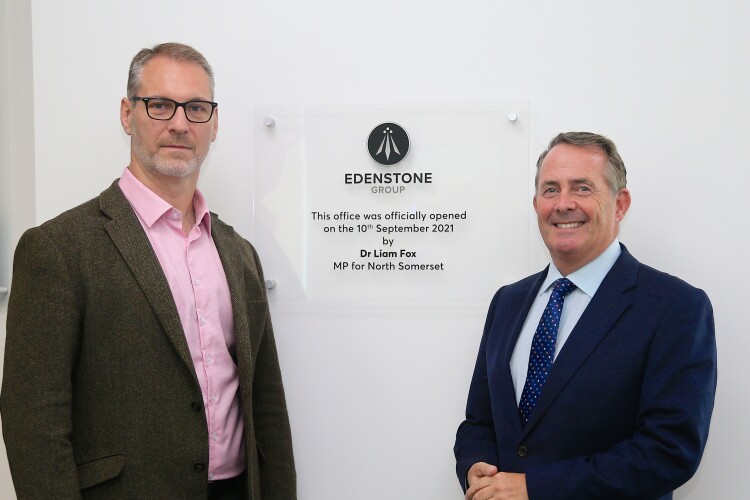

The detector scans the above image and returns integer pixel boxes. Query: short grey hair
[535,132,627,194]
[127,42,214,99]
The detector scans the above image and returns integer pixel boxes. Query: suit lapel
[211,216,261,440]
[99,181,196,376]
[522,246,639,435]
[210,217,253,374]
[497,271,548,436]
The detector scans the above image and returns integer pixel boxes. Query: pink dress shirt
[119,168,245,480]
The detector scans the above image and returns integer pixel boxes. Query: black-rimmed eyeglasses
[131,97,218,123]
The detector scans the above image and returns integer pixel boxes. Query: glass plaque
[253,103,529,308]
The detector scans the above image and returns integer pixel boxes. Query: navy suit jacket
[454,245,716,499]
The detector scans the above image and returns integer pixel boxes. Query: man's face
[120,56,217,180]
[533,143,631,275]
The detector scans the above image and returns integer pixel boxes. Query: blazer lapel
[522,246,639,435]
[496,271,548,437]
[99,181,196,376]
[210,216,253,373]
[210,215,264,442]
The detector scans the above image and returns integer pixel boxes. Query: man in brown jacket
[1,42,296,499]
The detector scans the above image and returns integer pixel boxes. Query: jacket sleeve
[248,245,297,498]
[525,287,717,499]
[454,289,503,490]
[1,228,84,499]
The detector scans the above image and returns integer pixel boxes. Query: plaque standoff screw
[264,279,277,290]
[263,117,276,127]
[507,112,518,122]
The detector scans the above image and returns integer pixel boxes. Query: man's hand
[465,462,528,500]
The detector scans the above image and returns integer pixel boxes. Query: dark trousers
[207,471,247,500]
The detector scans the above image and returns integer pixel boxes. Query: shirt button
[211,432,218,442]
[517,445,528,458]
[200,316,207,326]
[194,278,201,286]
[208,472,215,481]
[191,401,202,412]
[171,209,180,220]
[205,355,212,366]
[194,462,206,472]
[210,393,218,403]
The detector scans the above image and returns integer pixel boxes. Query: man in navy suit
[454,132,716,499]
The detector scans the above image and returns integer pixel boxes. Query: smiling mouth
[555,222,584,228]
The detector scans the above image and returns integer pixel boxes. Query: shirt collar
[541,239,622,298]
[118,167,212,233]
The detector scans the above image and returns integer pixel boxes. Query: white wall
[1,0,35,494]
[2,0,748,498]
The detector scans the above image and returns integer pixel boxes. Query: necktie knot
[552,278,576,299]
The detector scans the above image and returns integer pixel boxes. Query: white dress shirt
[509,240,622,404]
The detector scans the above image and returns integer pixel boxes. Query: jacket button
[191,401,202,412]
[194,462,206,472]
[517,445,528,458]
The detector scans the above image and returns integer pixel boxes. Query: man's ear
[615,188,632,222]
[120,97,133,135]
[211,106,218,142]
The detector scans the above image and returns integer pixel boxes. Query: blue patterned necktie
[518,277,577,426]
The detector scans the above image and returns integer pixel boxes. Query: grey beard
[132,136,205,178]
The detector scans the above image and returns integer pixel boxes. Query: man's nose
[555,191,576,211]
[168,105,191,132]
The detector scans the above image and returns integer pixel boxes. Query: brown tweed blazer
[1,181,296,499]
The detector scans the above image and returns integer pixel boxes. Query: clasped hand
[465,462,528,500]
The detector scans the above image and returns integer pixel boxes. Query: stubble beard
[130,121,207,178]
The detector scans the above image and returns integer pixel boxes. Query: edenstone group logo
[367,122,410,166]
[346,121,429,193]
